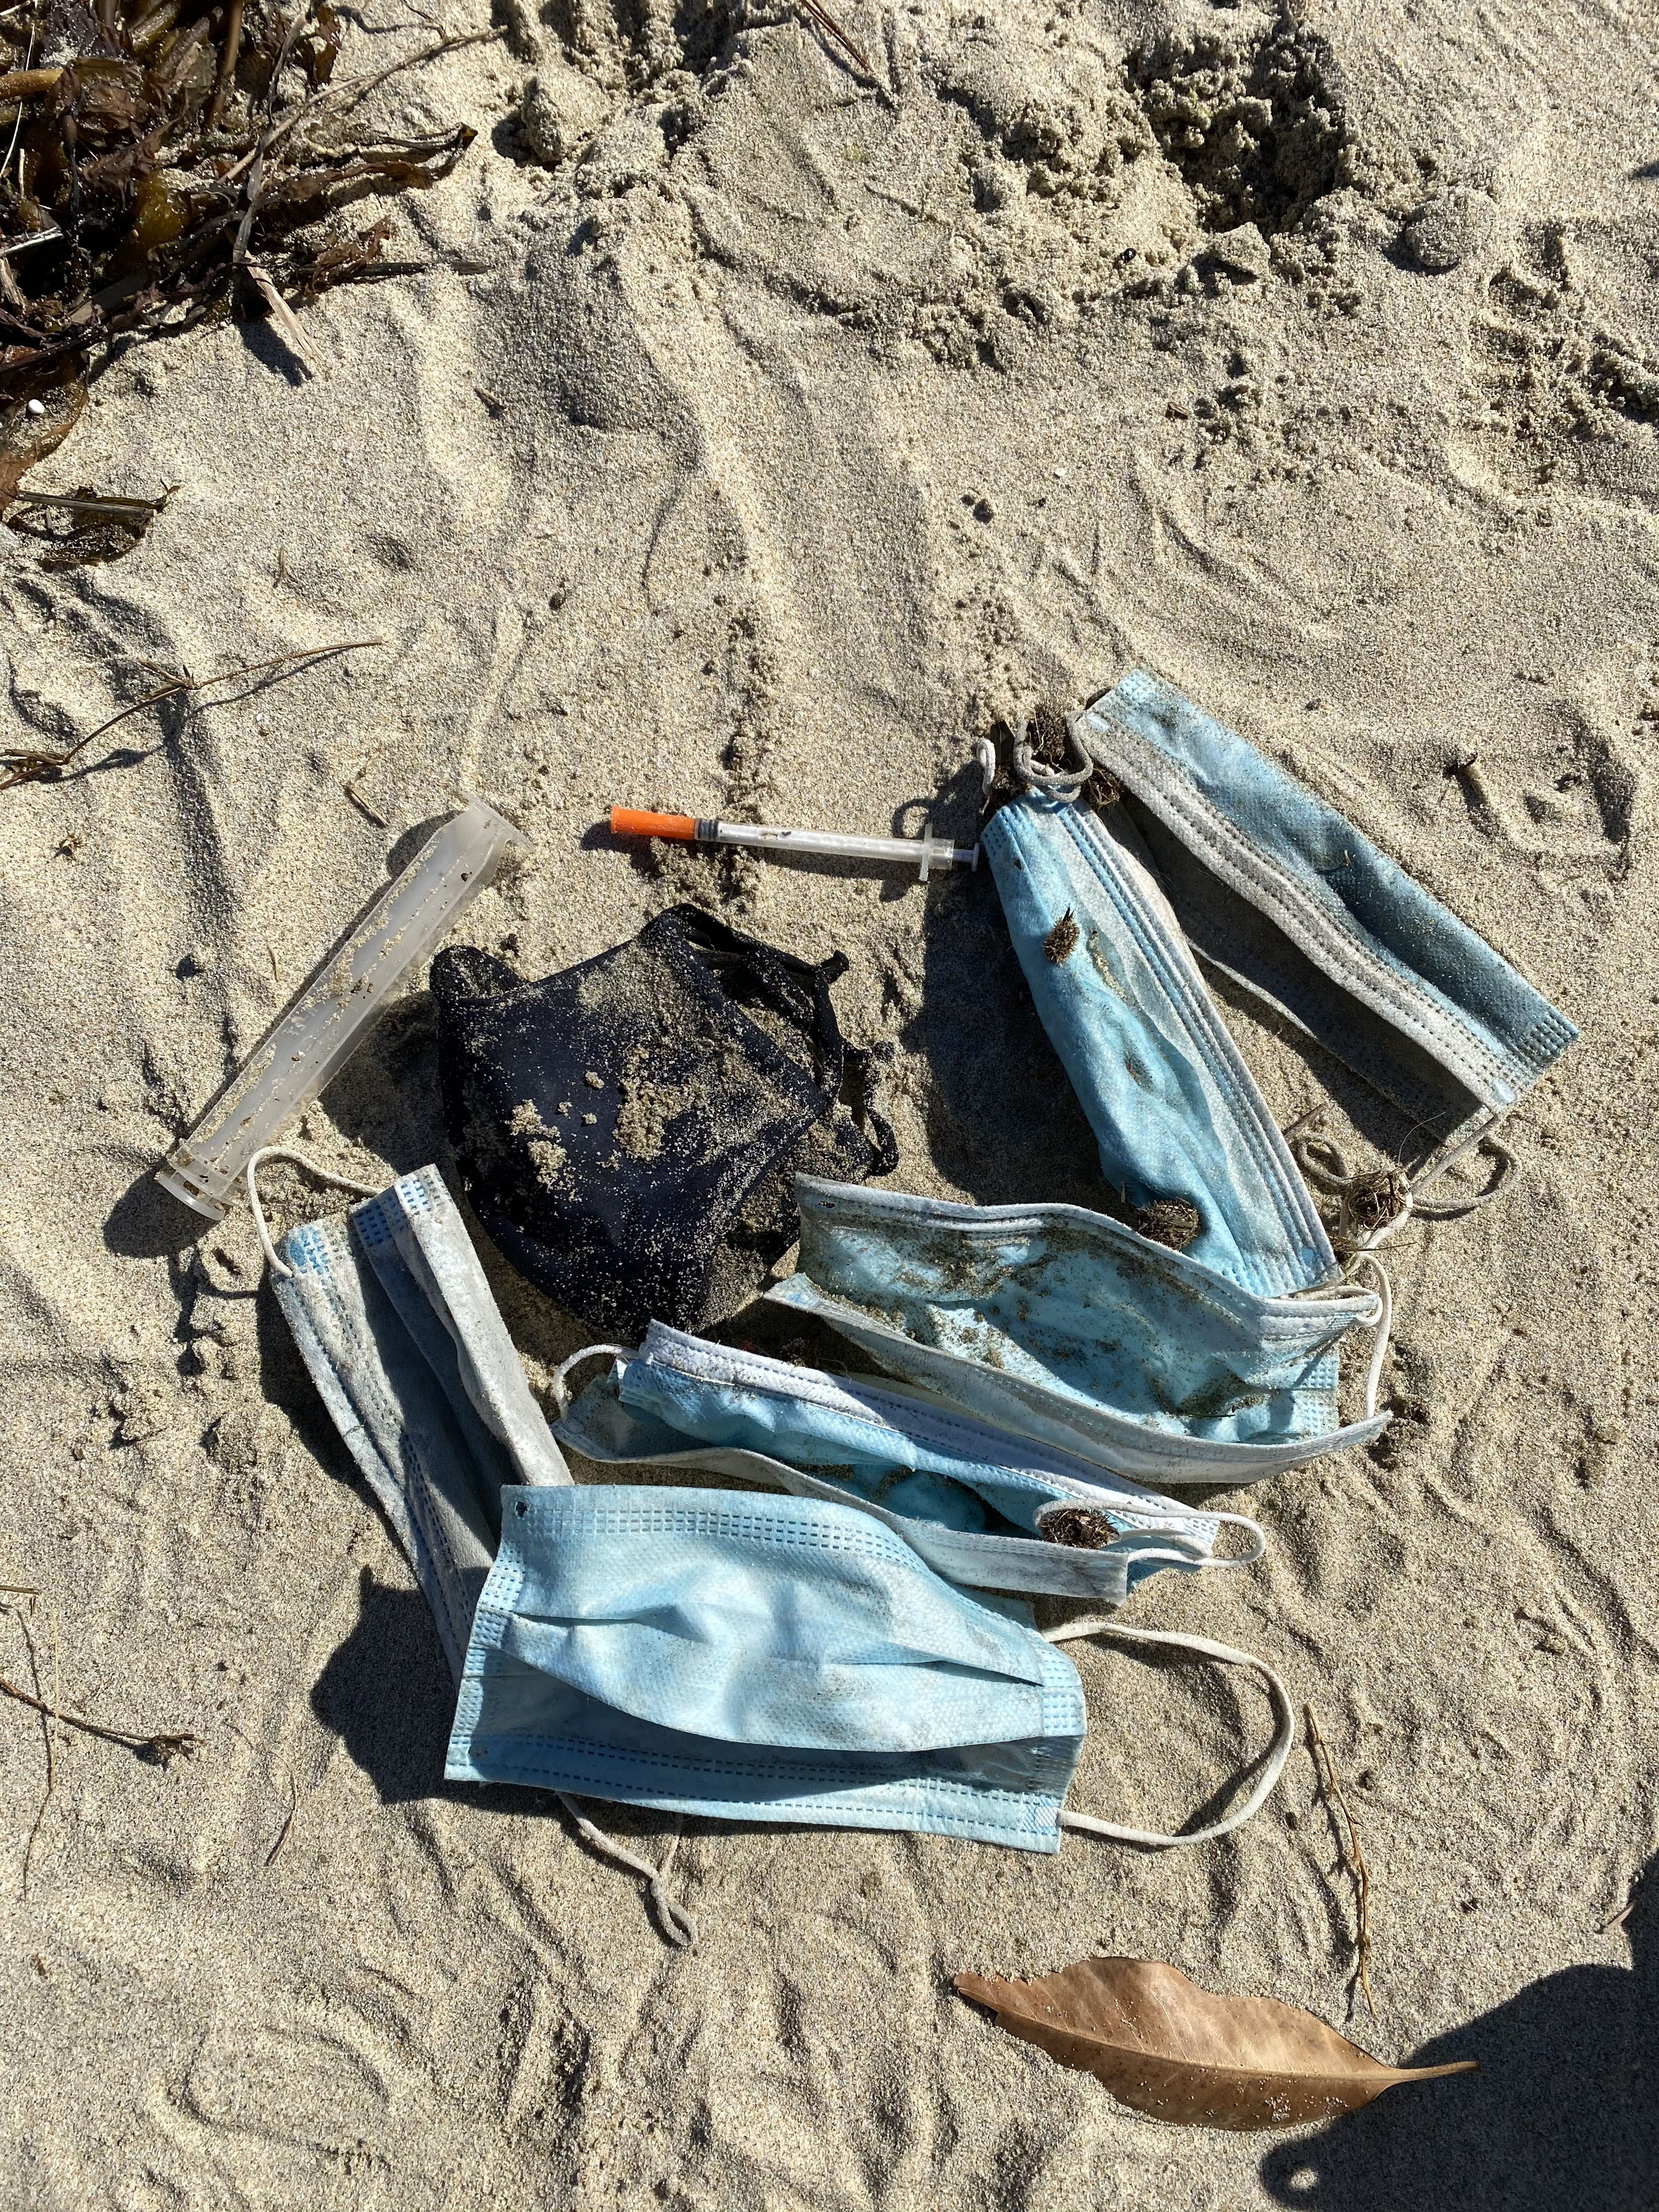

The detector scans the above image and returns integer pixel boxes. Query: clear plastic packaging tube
[155,798,524,1222]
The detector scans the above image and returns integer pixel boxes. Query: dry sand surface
[3,0,1657,2204]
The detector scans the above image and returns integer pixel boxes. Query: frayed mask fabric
[766,1178,1387,1483]
[445,1485,1295,1852]
[1075,671,1577,1172]
[984,789,1335,1299]
[553,1322,1267,1605]
[273,1165,570,1679]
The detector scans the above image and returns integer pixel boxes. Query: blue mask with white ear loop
[550,1322,1269,1606]
[446,1483,1297,1856]
[252,1153,698,1946]
[983,777,1336,1299]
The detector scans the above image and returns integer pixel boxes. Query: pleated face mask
[767,1177,1387,1482]
[261,1158,570,1677]
[983,786,1336,1299]
[552,1322,1267,1605]
[1074,672,1577,1176]
[445,1484,1294,1854]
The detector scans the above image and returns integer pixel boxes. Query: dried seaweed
[0,1,487,423]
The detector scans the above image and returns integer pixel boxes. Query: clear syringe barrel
[709,822,979,877]
[155,798,523,1222]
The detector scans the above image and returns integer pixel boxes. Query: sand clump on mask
[1,1,1656,2205]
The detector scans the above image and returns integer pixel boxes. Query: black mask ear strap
[842,1040,899,1175]
[803,950,852,1100]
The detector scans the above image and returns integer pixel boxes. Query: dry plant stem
[265,1774,299,1866]
[0,1672,202,1764]
[0,635,382,789]
[245,255,321,374]
[798,0,875,80]
[206,0,244,131]
[220,23,504,186]
[344,777,388,825]
[1306,1702,1375,2017]
[9,1604,56,1899]
[8,492,168,520]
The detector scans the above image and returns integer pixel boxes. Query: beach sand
[2,1,1655,2204]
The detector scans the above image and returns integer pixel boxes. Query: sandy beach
[2,0,1656,2204]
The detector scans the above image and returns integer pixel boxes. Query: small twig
[206,0,244,132]
[1305,1702,1375,2017]
[796,0,876,80]
[323,25,504,122]
[0,1673,202,1767]
[245,255,323,376]
[344,778,388,826]
[265,1773,299,1866]
[862,180,923,216]
[6,491,170,521]
[1,636,382,789]
[10,1604,55,1898]
[0,218,61,257]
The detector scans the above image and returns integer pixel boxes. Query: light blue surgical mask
[552,1321,1267,1605]
[1072,671,1577,1197]
[445,1483,1294,1859]
[260,1156,571,1678]
[766,1177,1387,1482]
[984,786,1336,1298]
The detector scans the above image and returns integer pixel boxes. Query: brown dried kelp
[0,0,483,408]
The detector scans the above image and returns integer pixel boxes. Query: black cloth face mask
[431,904,896,1340]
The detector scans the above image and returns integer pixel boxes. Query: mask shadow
[309,1565,456,1805]
[1258,1855,1658,2212]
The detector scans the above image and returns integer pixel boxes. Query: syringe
[610,808,979,880]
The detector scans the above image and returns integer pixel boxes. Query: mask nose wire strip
[550,1341,641,1416]
[555,1795,697,1949]
[1042,1618,1296,1848]
[246,1146,386,1279]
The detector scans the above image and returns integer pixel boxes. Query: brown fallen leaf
[954,1957,1476,2131]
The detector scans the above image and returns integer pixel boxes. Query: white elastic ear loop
[556,1793,696,1949]
[1202,1512,1267,1569]
[1044,1617,1295,1848]
[1012,713,1093,801]
[1410,1131,1516,1218]
[549,1341,640,1416]
[246,1146,384,1280]
[1086,1513,1266,1578]
[1347,1251,1393,1421]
